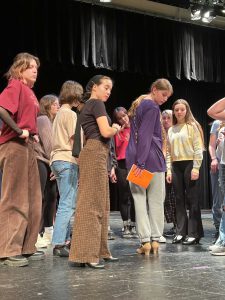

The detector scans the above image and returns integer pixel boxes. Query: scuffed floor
[0,211,224,300]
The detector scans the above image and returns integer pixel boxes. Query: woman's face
[173,103,187,123]
[162,114,172,130]
[50,100,60,117]
[115,110,130,127]
[152,87,171,106]
[92,79,112,102]
[21,59,38,87]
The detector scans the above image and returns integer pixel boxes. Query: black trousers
[37,160,57,232]
[172,160,204,238]
[116,160,135,223]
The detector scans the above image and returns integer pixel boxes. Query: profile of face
[152,87,171,106]
[115,110,130,127]
[50,99,60,117]
[92,79,113,102]
[173,103,187,123]
[162,114,172,130]
[21,59,38,87]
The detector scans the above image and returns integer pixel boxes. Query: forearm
[0,107,22,135]
[192,159,202,173]
[208,144,217,160]
[207,97,225,120]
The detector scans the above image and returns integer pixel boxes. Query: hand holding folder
[126,164,154,189]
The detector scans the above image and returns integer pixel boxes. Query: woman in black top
[69,75,121,269]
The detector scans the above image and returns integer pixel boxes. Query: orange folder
[126,164,154,189]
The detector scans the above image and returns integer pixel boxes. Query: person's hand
[210,158,218,174]
[191,170,199,180]
[166,174,172,183]
[33,134,39,143]
[19,129,29,143]
[112,123,121,134]
[133,165,143,177]
[109,167,117,183]
[50,172,56,181]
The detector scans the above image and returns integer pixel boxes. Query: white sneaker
[208,244,221,251]
[211,245,225,256]
[42,232,52,245]
[159,236,166,243]
[35,234,48,249]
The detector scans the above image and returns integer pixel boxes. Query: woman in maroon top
[0,53,44,267]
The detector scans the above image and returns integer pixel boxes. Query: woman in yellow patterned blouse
[166,99,204,245]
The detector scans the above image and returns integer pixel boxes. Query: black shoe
[108,230,115,240]
[53,245,70,257]
[182,237,200,245]
[164,227,176,238]
[86,262,105,269]
[1,255,29,267]
[103,256,119,262]
[172,235,185,244]
[70,262,104,269]
[70,262,86,268]
[23,251,45,261]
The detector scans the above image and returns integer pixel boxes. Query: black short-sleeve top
[80,99,111,144]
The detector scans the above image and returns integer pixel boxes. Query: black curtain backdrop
[1,0,225,209]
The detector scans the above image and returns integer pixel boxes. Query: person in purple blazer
[126,78,173,256]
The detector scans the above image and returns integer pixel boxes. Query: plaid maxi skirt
[69,139,112,263]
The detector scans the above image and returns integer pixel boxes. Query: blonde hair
[128,78,173,118]
[172,99,205,150]
[39,94,59,122]
[6,52,40,80]
[128,94,148,118]
[162,109,173,118]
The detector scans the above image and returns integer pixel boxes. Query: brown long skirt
[69,139,111,263]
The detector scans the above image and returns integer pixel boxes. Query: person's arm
[166,130,172,183]
[207,97,225,121]
[37,116,53,159]
[96,116,120,138]
[208,133,219,173]
[136,106,157,169]
[191,125,203,180]
[0,106,28,139]
[108,138,118,183]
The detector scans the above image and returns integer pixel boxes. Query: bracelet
[211,157,217,160]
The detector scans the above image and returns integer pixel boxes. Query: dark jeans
[37,160,57,233]
[172,160,204,239]
[116,160,135,223]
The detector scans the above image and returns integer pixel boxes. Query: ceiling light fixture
[99,0,112,2]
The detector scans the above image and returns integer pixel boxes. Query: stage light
[202,8,216,22]
[191,5,202,20]
[189,0,224,24]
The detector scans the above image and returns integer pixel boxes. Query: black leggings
[37,160,57,233]
[116,160,135,223]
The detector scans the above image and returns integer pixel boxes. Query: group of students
[0,52,224,269]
